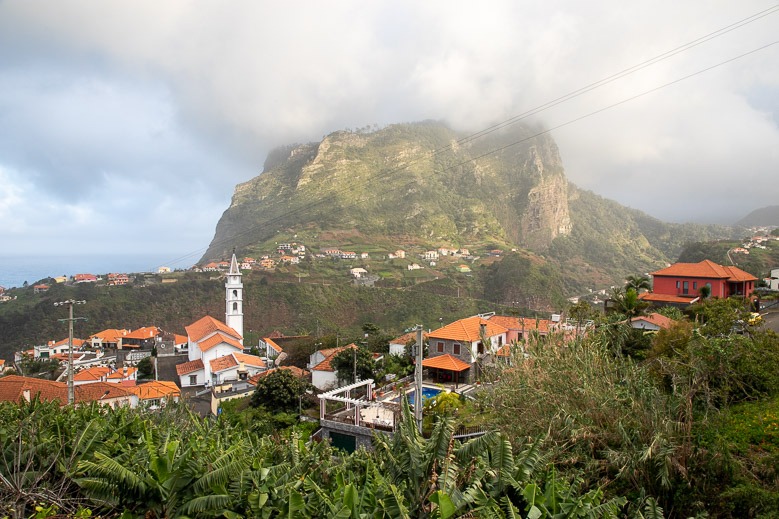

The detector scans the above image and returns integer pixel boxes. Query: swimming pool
[394,386,443,404]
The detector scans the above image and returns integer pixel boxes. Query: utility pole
[414,324,423,433]
[54,300,87,405]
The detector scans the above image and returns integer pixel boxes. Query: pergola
[422,354,471,387]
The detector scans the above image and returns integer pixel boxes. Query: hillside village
[3,239,775,446]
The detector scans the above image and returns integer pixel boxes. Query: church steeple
[225,252,244,344]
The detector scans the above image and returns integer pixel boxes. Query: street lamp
[53,299,86,405]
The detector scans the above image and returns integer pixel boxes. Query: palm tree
[625,274,651,293]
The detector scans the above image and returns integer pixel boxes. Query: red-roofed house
[646,260,757,304]
[73,273,98,283]
[0,375,137,408]
[425,315,508,383]
[487,315,552,343]
[122,326,161,349]
[388,331,429,356]
[630,313,676,331]
[176,315,244,387]
[129,380,181,408]
[90,329,130,349]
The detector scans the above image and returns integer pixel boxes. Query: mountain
[736,205,779,227]
[204,121,736,294]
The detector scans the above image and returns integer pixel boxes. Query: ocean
[0,253,196,289]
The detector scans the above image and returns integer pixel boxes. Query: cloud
[0,0,778,257]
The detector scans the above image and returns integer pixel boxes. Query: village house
[157,266,172,274]
[629,313,676,332]
[640,259,757,307]
[107,273,129,285]
[73,273,98,283]
[122,326,161,349]
[388,331,428,356]
[424,315,508,385]
[487,315,552,342]
[423,250,439,261]
[129,380,181,409]
[33,284,50,293]
[388,250,406,259]
[90,329,130,350]
[308,344,358,390]
[350,267,368,278]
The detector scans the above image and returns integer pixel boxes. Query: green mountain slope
[203,121,736,294]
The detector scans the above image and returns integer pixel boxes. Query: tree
[608,287,648,317]
[331,345,375,384]
[625,274,651,293]
[250,369,308,413]
[137,356,154,379]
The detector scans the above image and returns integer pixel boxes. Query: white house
[350,267,368,278]
[388,331,428,356]
[308,344,357,390]
[629,313,676,332]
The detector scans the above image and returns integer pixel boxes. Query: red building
[646,260,756,303]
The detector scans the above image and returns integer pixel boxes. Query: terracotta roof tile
[107,367,137,380]
[176,359,204,376]
[263,337,283,353]
[422,354,471,372]
[630,313,676,330]
[389,331,429,345]
[124,326,161,340]
[233,352,266,368]
[90,329,130,342]
[0,375,66,403]
[73,366,111,382]
[488,315,551,333]
[185,316,242,343]
[638,293,699,304]
[74,382,133,403]
[248,366,309,385]
[198,332,244,352]
[652,260,757,281]
[129,381,181,400]
[210,355,239,373]
[428,316,508,342]
[311,344,357,372]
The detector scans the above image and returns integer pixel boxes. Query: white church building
[176,254,266,387]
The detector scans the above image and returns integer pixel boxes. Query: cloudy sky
[1,1,778,266]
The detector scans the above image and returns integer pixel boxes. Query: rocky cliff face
[203,121,573,261]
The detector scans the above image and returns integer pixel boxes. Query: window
[693,281,697,290]
[232,302,238,311]
[189,375,197,386]
[676,281,680,289]
[453,343,461,355]
[233,289,238,297]
[498,336,503,347]
[437,342,444,353]
[683,281,689,295]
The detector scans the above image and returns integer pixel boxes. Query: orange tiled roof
[428,316,508,342]
[185,315,242,343]
[652,260,757,282]
[124,326,160,340]
[198,332,244,352]
[173,334,188,345]
[107,367,137,380]
[176,359,204,376]
[488,315,551,333]
[248,366,310,385]
[0,375,66,403]
[73,366,111,382]
[311,344,357,372]
[50,338,87,348]
[233,352,266,368]
[129,381,181,400]
[631,313,676,330]
[210,355,239,373]
[91,329,129,342]
[638,293,699,304]
[390,331,429,345]
[422,354,471,372]
[74,382,133,403]
[263,337,283,353]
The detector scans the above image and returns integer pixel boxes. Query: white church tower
[225,253,244,344]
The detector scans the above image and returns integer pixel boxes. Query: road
[761,309,779,334]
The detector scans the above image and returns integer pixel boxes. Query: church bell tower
[225,253,244,344]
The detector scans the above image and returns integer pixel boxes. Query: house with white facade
[308,344,357,390]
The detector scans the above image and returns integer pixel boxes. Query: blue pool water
[394,386,443,404]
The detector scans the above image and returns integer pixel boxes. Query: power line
[151,8,779,270]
